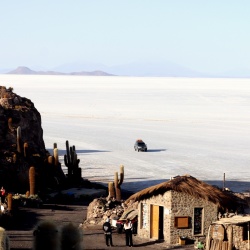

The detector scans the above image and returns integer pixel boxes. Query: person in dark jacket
[102,218,113,247]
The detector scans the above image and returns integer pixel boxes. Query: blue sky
[0,1,250,74]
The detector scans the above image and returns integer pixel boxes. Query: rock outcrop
[0,86,65,194]
[84,198,125,225]
[84,197,138,226]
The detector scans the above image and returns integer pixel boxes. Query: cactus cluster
[108,165,124,201]
[47,143,60,167]
[0,86,66,195]
[45,142,67,190]
[15,126,29,158]
[64,140,81,183]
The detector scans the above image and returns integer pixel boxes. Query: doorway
[150,205,164,239]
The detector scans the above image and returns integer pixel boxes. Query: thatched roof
[120,208,138,221]
[212,215,250,225]
[125,175,240,210]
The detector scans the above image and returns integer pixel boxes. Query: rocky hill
[0,86,65,194]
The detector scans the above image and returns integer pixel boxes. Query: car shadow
[47,149,110,155]
[146,149,166,152]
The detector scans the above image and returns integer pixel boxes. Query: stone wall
[226,224,248,250]
[231,225,246,249]
[138,190,218,245]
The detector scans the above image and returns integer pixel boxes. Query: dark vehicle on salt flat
[134,139,147,152]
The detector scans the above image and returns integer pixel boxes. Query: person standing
[0,187,5,203]
[124,219,133,247]
[103,218,113,247]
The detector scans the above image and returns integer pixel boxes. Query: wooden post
[248,222,249,250]
[223,173,225,190]
[206,225,212,249]
[228,226,233,250]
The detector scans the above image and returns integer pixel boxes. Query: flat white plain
[1,75,250,193]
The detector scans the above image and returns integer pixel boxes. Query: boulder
[0,86,65,194]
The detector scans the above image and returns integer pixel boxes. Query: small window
[242,224,249,241]
[174,216,189,228]
[193,207,204,235]
[141,203,148,229]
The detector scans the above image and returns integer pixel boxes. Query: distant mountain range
[4,64,207,77]
[52,61,207,77]
[51,61,250,78]
[6,66,114,76]
[1,63,250,78]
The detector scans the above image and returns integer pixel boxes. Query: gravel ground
[5,204,195,250]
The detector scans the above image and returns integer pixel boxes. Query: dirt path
[6,204,86,250]
[5,204,194,250]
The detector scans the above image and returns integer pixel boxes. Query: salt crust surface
[1,75,250,193]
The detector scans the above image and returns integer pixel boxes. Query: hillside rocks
[0,86,64,193]
[84,198,125,225]
[84,197,138,226]
[0,86,46,154]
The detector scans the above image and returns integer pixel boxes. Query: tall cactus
[7,193,12,211]
[17,126,21,153]
[64,140,81,182]
[26,191,30,198]
[108,182,115,199]
[114,165,124,201]
[12,153,17,164]
[8,117,14,132]
[47,143,59,166]
[53,148,59,166]
[24,142,28,158]
[48,155,53,165]
[29,166,36,195]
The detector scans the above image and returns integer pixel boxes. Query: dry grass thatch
[125,175,240,210]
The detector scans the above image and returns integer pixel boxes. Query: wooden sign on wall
[175,216,189,228]
[211,224,225,241]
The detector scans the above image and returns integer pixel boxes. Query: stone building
[125,175,239,245]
